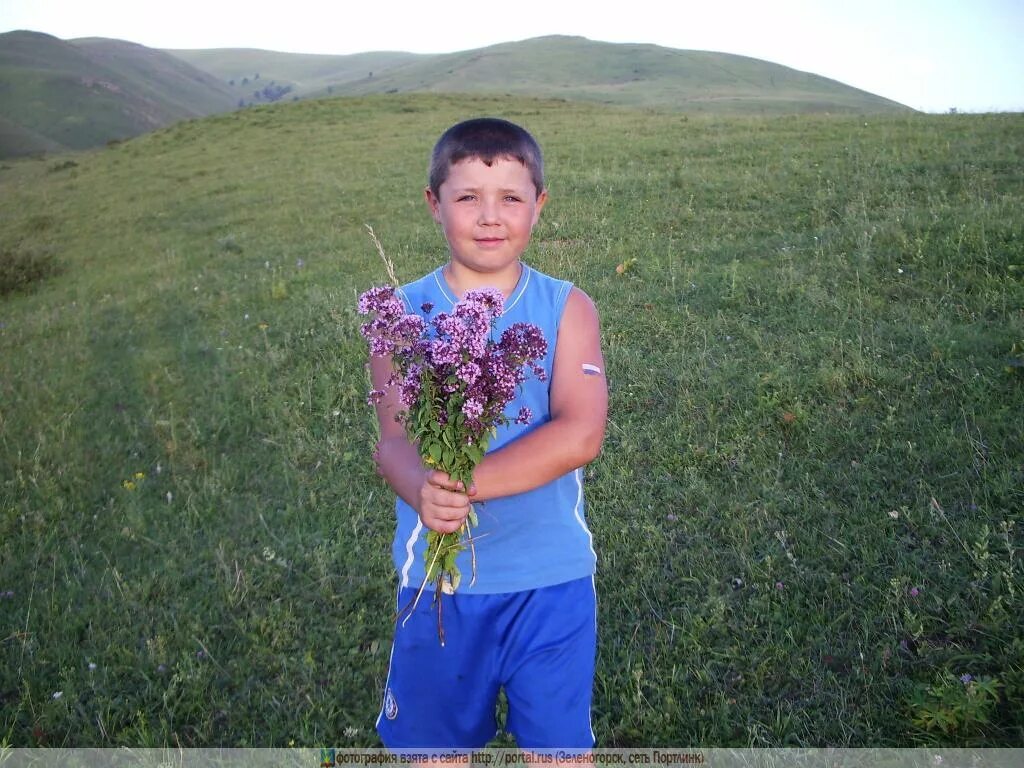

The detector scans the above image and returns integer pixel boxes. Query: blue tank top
[391,263,597,594]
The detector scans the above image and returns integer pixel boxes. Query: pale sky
[2,0,1022,113]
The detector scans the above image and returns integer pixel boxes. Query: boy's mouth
[474,237,505,247]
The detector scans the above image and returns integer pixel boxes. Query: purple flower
[367,390,386,406]
[463,287,504,318]
[421,302,434,314]
[393,314,426,343]
[399,365,423,409]
[457,361,481,387]
[960,673,973,684]
[909,586,920,597]
[368,335,395,357]
[499,323,548,364]
[357,282,547,472]
[357,285,403,324]
[429,336,461,367]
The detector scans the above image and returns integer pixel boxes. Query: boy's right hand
[417,470,476,534]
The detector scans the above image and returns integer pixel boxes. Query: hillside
[0,30,236,157]
[162,47,425,101]
[0,94,1020,745]
[170,35,912,114]
[1,31,913,158]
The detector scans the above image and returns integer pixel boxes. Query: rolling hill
[1,31,913,158]
[0,30,236,157]
[161,47,426,100]
[169,35,912,114]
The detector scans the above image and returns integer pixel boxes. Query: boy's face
[425,156,547,284]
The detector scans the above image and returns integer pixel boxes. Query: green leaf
[427,442,442,462]
[466,443,484,465]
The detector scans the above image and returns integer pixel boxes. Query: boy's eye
[456,194,476,202]
[504,195,522,203]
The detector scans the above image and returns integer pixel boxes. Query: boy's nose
[477,198,500,225]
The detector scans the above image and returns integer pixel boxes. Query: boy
[370,117,608,750]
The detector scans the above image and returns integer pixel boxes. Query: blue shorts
[376,576,597,750]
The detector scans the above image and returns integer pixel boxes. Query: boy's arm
[461,286,608,501]
[369,355,473,535]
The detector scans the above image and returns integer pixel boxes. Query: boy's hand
[417,470,476,534]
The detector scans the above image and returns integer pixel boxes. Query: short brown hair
[428,117,544,198]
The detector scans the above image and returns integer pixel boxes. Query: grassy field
[0,93,1021,747]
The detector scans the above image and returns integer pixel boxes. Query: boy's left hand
[417,469,477,534]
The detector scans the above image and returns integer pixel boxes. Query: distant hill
[1,31,912,158]
[162,47,426,102]
[0,30,236,157]
[169,35,912,115]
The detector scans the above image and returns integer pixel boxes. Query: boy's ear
[424,186,441,222]
[532,188,548,225]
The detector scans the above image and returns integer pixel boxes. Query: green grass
[0,94,1021,747]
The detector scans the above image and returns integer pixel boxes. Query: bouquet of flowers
[358,269,547,638]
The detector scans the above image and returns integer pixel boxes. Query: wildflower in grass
[122,480,136,491]
[960,673,973,684]
[910,586,921,597]
[52,691,62,700]
[88,662,97,671]
[358,282,547,625]
[134,471,145,480]
[775,581,785,591]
